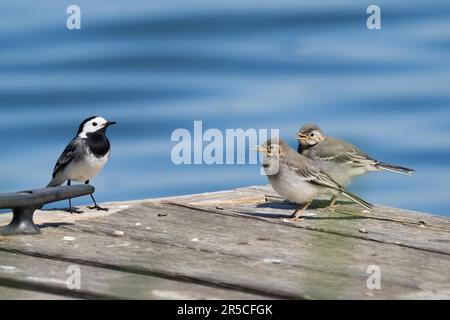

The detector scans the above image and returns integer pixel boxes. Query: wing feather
[310,137,379,168]
[51,138,80,178]
[285,155,343,191]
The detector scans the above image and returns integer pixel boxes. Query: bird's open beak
[297,133,308,141]
[254,145,268,153]
[106,121,117,127]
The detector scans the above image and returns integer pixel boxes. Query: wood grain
[0,185,449,299]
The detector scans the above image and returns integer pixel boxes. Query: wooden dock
[0,185,449,300]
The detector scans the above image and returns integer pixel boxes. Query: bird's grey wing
[313,137,378,168]
[285,156,342,191]
[285,155,373,209]
[51,138,80,178]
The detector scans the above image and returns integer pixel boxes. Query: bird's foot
[286,217,304,223]
[67,208,83,214]
[88,205,109,212]
[321,204,340,212]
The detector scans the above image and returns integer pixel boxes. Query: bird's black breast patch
[86,132,110,158]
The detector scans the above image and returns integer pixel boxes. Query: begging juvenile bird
[297,124,415,207]
[257,138,373,221]
[47,116,116,213]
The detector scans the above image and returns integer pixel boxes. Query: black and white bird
[47,116,116,213]
[297,124,414,207]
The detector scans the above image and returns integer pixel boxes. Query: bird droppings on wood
[0,266,17,272]
[0,185,449,300]
[263,258,283,264]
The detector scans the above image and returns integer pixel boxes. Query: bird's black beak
[106,121,117,127]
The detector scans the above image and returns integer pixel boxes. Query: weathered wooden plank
[171,202,450,255]
[0,250,266,300]
[0,185,449,300]
[168,185,450,255]
[1,201,449,299]
[0,286,76,300]
[179,185,450,231]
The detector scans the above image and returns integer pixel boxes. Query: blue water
[0,0,449,216]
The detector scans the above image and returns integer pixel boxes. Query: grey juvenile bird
[297,124,415,207]
[257,138,373,221]
[47,116,116,213]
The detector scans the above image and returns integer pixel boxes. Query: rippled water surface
[1,0,449,216]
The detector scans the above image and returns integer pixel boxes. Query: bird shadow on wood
[258,199,356,209]
[237,210,288,219]
[42,207,81,212]
[296,215,367,221]
[247,200,368,220]
[39,222,74,229]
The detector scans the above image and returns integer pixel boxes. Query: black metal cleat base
[0,208,40,236]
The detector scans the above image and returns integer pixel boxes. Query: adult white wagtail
[297,124,415,207]
[47,116,116,213]
[257,138,372,221]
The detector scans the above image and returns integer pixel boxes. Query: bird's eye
[310,133,315,137]
[93,122,98,126]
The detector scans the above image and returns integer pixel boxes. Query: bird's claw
[319,204,339,212]
[89,205,109,212]
[286,217,304,223]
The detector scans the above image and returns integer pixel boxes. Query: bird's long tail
[376,162,415,175]
[46,178,63,188]
[41,178,64,210]
[340,190,373,210]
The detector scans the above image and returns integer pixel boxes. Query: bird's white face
[256,141,283,158]
[298,129,324,146]
[78,116,110,138]
[256,140,284,175]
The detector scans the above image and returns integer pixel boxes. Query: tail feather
[376,162,415,175]
[340,190,373,210]
[42,178,64,210]
[46,178,64,188]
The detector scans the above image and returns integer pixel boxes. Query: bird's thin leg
[288,201,312,222]
[317,195,340,212]
[328,195,338,209]
[67,180,83,214]
[86,181,108,211]
[67,180,72,211]
[329,195,337,207]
